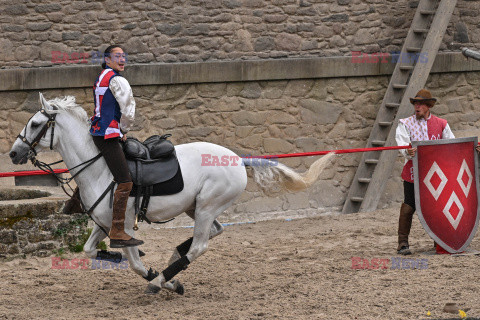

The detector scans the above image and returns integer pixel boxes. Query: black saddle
[122,134,184,223]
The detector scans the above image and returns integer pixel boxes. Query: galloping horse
[9,93,334,294]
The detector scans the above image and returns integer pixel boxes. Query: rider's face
[105,47,126,72]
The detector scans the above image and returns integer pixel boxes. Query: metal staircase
[342,0,458,214]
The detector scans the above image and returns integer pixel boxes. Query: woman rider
[89,45,143,248]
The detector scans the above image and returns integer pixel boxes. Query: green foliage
[67,227,107,253]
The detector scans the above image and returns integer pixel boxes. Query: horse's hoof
[172,280,184,295]
[144,284,161,295]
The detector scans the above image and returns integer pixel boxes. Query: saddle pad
[126,154,179,186]
[129,164,184,197]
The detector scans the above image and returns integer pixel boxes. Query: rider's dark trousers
[92,136,132,184]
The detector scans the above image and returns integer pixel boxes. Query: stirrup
[110,237,144,248]
[397,245,412,255]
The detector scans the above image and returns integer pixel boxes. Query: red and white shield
[413,137,480,253]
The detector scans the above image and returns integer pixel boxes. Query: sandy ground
[0,206,480,320]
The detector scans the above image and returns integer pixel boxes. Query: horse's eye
[30,122,41,129]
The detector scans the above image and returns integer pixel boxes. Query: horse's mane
[47,96,90,127]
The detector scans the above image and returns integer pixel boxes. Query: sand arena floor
[0,206,479,320]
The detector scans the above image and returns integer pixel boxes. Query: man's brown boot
[397,203,415,255]
[109,182,144,248]
[63,187,83,214]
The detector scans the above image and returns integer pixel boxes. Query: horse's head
[9,93,59,164]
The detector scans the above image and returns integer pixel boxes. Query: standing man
[395,89,455,255]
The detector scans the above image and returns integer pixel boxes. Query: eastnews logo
[351,257,429,270]
[351,51,428,64]
[51,257,128,270]
[51,51,129,64]
[201,154,278,167]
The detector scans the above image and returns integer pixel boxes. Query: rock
[263,138,294,153]
[34,4,62,13]
[232,111,268,126]
[5,4,28,15]
[156,24,182,36]
[27,23,53,31]
[240,83,262,99]
[254,37,275,52]
[197,83,227,98]
[0,231,17,244]
[299,99,342,125]
[275,33,302,51]
[454,22,469,43]
[186,99,204,109]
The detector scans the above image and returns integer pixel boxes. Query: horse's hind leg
[146,194,235,295]
[167,210,224,265]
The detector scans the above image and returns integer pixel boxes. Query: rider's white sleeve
[109,76,136,134]
[395,122,412,160]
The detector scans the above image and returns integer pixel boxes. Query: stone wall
[0,189,88,258]
[1,72,479,218]
[0,0,478,68]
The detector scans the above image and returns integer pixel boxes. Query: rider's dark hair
[101,45,124,69]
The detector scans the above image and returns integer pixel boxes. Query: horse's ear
[39,92,56,112]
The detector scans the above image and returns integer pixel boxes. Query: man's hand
[476,145,480,153]
[407,147,417,158]
[121,134,128,142]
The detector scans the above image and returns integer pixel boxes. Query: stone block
[268,112,297,124]
[311,181,345,207]
[197,83,227,98]
[240,83,262,99]
[0,230,17,244]
[5,4,29,15]
[299,99,342,125]
[231,111,268,126]
[263,138,294,153]
[275,33,302,51]
[27,22,53,31]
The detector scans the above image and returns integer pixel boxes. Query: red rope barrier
[246,145,411,159]
[0,169,68,178]
[0,145,411,178]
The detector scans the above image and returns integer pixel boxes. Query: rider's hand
[476,145,480,153]
[121,134,127,142]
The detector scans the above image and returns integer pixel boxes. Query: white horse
[9,93,334,295]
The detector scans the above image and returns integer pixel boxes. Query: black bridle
[17,108,57,156]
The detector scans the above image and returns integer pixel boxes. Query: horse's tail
[246,152,335,196]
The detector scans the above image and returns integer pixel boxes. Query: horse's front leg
[83,224,108,259]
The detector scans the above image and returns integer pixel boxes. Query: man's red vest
[400,114,447,183]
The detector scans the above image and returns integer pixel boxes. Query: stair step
[399,65,414,71]
[413,28,429,34]
[420,9,436,15]
[385,102,400,108]
[351,197,364,203]
[392,84,408,89]
[358,178,371,183]
[371,140,386,146]
[365,159,379,164]
[378,121,392,127]
[406,47,422,52]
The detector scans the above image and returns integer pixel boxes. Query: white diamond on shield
[457,159,473,198]
[442,192,464,230]
[423,161,448,201]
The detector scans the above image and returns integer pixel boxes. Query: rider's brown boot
[109,182,144,248]
[62,187,83,214]
[397,203,415,255]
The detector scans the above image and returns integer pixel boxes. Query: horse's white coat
[9,94,334,293]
